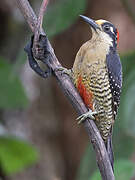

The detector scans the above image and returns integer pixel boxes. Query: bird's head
[80,15,119,48]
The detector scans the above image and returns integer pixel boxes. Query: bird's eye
[103,25,110,32]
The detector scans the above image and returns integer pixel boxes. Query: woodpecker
[72,15,122,168]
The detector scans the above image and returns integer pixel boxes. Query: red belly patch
[77,76,93,110]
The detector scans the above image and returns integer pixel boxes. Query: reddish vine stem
[16,0,115,179]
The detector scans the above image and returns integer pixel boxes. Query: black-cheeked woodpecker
[73,15,122,169]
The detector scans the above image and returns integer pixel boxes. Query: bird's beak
[80,15,100,32]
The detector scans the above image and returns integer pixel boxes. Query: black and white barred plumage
[106,47,122,119]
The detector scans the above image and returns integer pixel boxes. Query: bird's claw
[77,110,98,124]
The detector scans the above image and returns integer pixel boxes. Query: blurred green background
[0,0,135,179]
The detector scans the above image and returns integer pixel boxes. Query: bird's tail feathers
[105,135,114,172]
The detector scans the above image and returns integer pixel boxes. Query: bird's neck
[89,32,117,54]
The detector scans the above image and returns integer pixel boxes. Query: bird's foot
[55,67,73,77]
[77,110,98,124]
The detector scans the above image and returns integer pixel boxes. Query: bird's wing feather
[106,49,122,119]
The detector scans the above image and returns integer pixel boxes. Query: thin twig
[34,0,49,48]
[38,0,49,32]
[16,0,115,179]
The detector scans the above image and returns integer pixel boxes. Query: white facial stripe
[110,27,114,34]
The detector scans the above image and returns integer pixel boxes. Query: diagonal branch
[16,0,115,179]
[16,0,37,33]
